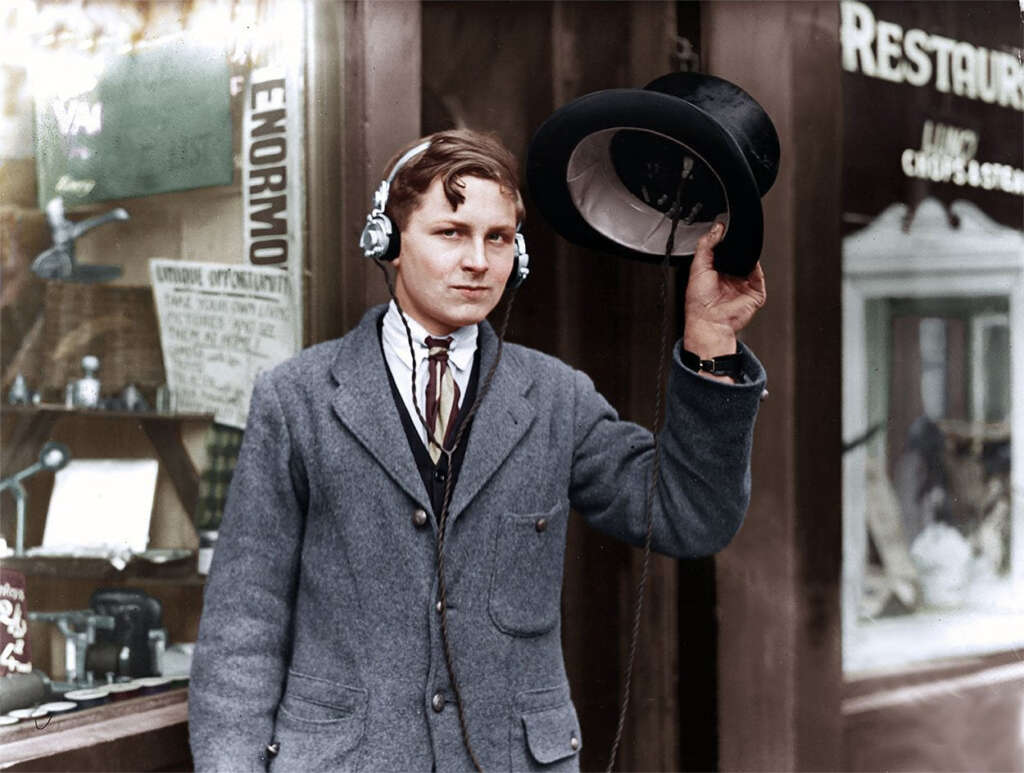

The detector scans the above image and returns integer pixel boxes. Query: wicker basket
[37,283,166,402]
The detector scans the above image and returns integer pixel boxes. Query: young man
[189,129,766,772]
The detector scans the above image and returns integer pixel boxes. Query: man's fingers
[749,261,765,288]
[693,222,725,270]
[748,261,767,305]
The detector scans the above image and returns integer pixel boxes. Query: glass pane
[845,294,1019,673]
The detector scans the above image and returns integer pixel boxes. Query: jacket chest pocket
[488,501,568,637]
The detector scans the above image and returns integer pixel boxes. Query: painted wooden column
[304,0,343,345]
[703,2,845,770]
[306,0,421,342]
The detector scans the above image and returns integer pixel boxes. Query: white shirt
[380,301,478,451]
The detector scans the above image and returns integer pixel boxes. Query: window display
[842,199,1023,672]
[841,0,1022,674]
[0,1,306,760]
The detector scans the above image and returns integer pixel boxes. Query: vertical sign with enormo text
[242,66,303,351]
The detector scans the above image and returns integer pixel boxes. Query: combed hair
[384,129,525,231]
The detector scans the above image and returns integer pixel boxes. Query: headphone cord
[373,258,517,772]
[375,188,692,772]
[605,193,698,772]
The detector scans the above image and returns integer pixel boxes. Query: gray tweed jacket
[188,304,765,772]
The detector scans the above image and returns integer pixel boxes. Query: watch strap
[680,347,743,379]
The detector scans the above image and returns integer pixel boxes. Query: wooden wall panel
[706,2,844,770]
[419,2,681,770]
[329,0,422,337]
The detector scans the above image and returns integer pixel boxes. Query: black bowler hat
[526,72,779,276]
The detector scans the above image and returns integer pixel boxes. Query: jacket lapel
[328,306,536,522]
[448,319,535,523]
[329,306,431,512]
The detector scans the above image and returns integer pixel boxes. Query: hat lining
[565,127,729,257]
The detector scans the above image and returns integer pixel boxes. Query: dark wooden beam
[139,419,199,517]
[705,2,844,770]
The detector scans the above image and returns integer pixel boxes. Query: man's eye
[439,228,458,238]
[488,232,509,243]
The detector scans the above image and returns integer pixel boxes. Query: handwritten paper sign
[150,260,297,428]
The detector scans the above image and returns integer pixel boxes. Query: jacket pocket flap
[280,670,367,723]
[522,703,582,764]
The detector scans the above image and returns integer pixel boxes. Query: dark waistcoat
[379,325,481,518]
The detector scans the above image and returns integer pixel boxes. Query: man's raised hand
[682,222,767,379]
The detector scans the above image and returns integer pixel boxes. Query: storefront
[705,1,1023,770]
[1,1,695,769]
[1,1,1021,771]
[838,2,1024,769]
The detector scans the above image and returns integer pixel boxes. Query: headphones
[359,140,530,289]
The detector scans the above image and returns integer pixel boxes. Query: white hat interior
[565,127,729,257]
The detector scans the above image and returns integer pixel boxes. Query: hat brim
[527,88,764,276]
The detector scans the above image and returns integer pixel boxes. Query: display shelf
[1,404,213,421]
[1,554,205,585]
[1,404,214,517]
[0,687,190,769]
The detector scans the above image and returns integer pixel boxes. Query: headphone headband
[386,140,432,187]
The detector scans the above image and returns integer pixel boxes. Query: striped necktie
[424,335,460,464]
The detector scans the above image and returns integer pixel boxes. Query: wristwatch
[680,347,743,380]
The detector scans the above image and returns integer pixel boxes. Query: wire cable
[373,258,518,771]
[605,183,701,772]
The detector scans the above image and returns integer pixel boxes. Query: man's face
[394,175,517,336]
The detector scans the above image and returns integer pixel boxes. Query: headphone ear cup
[508,232,529,289]
[360,214,401,261]
[382,223,400,262]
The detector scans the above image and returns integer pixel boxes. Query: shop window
[842,199,1024,673]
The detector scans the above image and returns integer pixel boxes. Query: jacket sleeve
[189,371,309,771]
[569,340,765,558]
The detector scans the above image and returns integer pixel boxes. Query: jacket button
[412,509,428,528]
[535,517,548,533]
[570,735,579,750]
[431,692,445,712]
[435,600,443,613]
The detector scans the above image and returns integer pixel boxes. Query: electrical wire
[374,258,517,772]
[376,166,699,771]
[606,177,701,772]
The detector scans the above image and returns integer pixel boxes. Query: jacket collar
[329,305,535,523]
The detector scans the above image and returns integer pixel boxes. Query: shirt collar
[381,300,478,373]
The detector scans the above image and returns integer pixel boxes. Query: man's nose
[461,237,489,272]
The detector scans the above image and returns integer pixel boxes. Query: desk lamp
[0,441,71,555]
